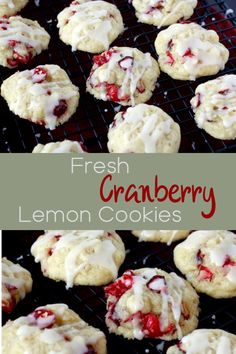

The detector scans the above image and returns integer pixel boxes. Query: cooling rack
[2,230,236,354]
[0,0,236,153]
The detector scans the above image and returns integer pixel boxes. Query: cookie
[174,230,236,298]
[191,75,236,140]
[32,140,86,153]
[107,104,181,153]
[105,268,199,340]
[1,64,79,130]
[2,303,107,354]
[31,230,125,287]
[0,16,50,68]
[155,23,229,81]
[132,230,190,244]
[167,329,236,354]
[132,0,197,28]
[2,257,32,313]
[86,47,160,106]
[57,0,124,53]
[0,0,29,17]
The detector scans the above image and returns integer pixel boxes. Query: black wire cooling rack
[2,230,236,354]
[0,0,236,153]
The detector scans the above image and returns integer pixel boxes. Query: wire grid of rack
[2,230,236,353]
[0,0,236,152]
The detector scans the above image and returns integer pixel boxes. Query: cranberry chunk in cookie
[105,268,199,340]
[86,47,160,106]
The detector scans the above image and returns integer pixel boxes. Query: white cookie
[0,0,29,17]
[57,0,124,53]
[132,230,190,244]
[32,140,86,153]
[167,329,236,354]
[107,104,181,153]
[132,0,197,27]
[174,230,236,298]
[86,47,160,106]
[0,16,50,68]
[191,75,236,140]
[2,303,107,354]
[155,23,229,81]
[1,64,79,130]
[2,257,32,313]
[105,268,199,340]
[31,230,125,287]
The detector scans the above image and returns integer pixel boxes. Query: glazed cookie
[155,23,229,81]
[1,65,79,130]
[174,230,236,298]
[57,0,124,53]
[167,329,236,354]
[132,0,197,28]
[0,16,50,68]
[2,303,107,354]
[86,47,160,106]
[105,268,199,340]
[2,257,32,313]
[107,104,181,153]
[0,0,29,17]
[32,140,86,153]
[191,75,236,140]
[132,230,190,244]
[31,230,125,287]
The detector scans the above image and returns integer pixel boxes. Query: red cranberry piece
[7,57,18,67]
[8,39,20,47]
[218,89,230,95]
[30,308,56,329]
[146,275,167,293]
[223,255,236,267]
[93,49,116,67]
[32,67,48,83]
[105,270,134,298]
[2,298,16,313]
[54,235,61,241]
[106,83,119,101]
[141,313,162,337]
[197,265,214,281]
[196,249,205,264]
[85,345,96,354]
[177,341,186,353]
[137,80,145,93]
[183,48,194,58]
[167,39,174,50]
[166,51,175,65]
[118,56,134,70]
[71,0,80,4]
[181,303,190,320]
[53,99,68,118]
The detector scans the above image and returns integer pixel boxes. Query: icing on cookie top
[0,16,49,67]
[90,47,153,105]
[179,230,236,284]
[14,65,78,130]
[161,23,228,80]
[0,0,15,8]
[57,0,122,51]
[135,230,180,244]
[191,75,236,128]
[177,329,236,354]
[11,304,104,353]
[110,104,173,152]
[105,268,190,339]
[31,230,120,288]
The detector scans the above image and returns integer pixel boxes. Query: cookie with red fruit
[0,16,50,68]
[131,0,197,28]
[1,64,79,130]
[174,230,236,298]
[104,268,199,340]
[2,257,32,314]
[167,329,236,354]
[2,303,107,354]
[86,46,160,106]
[191,75,236,140]
[0,0,29,17]
[155,23,229,81]
[32,140,86,153]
